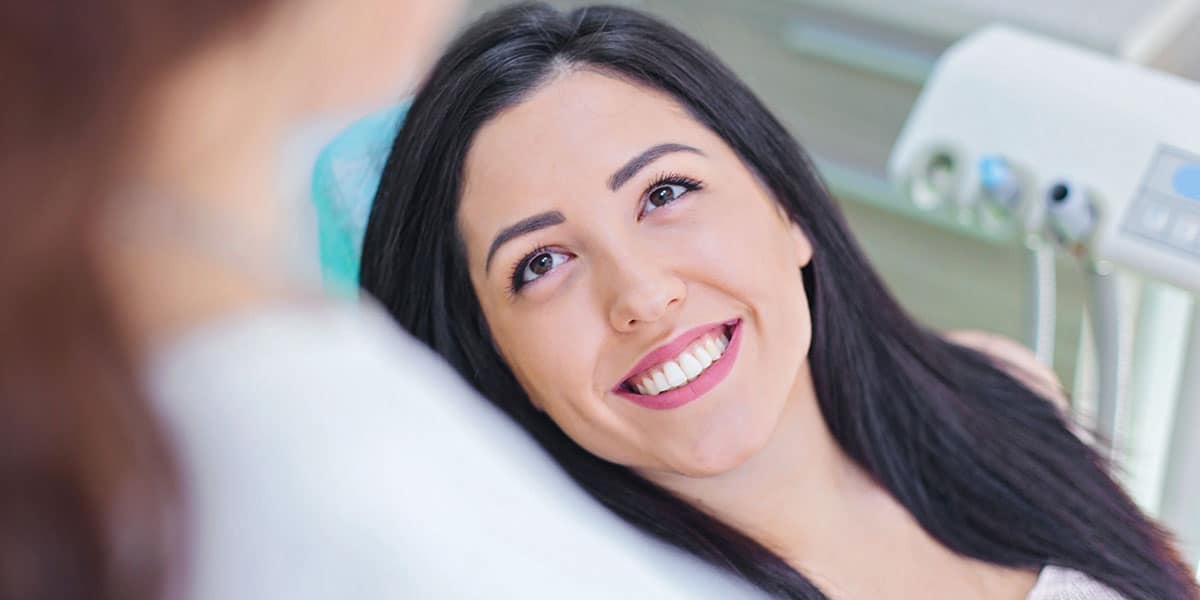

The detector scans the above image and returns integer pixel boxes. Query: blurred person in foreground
[0,2,763,599]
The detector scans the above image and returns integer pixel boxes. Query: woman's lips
[613,319,742,410]
[625,327,731,394]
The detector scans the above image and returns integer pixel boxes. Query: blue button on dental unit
[1174,164,1200,200]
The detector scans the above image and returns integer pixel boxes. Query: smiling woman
[454,70,816,478]
[359,4,1197,599]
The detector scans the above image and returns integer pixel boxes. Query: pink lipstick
[613,319,742,410]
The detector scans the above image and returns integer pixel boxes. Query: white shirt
[147,299,765,599]
[1027,566,1127,600]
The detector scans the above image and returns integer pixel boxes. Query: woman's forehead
[458,71,724,235]
[463,71,704,190]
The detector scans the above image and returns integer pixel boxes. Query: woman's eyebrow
[608,143,705,191]
[485,210,566,273]
[482,143,702,273]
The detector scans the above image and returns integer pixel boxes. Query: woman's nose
[606,255,686,333]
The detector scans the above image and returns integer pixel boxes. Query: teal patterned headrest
[310,101,408,296]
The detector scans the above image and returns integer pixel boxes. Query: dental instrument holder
[977,155,1058,368]
[1040,182,1127,462]
[888,25,1200,563]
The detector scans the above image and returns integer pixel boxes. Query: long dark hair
[360,4,1198,598]
[1,2,272,599]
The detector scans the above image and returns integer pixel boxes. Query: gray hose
[1159,303,1200,564]
[1026,237,1057,367]
[1086,261,1124,453]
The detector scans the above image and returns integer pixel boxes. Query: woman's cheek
[508,302,604,405]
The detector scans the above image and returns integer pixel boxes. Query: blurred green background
[459,0,1200,387]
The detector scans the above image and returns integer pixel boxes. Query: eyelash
[507,172,705,295]
[508,245,556,296]
[640,172,703,219]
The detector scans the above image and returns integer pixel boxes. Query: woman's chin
[671,456,750,479]
[660,423,775,479]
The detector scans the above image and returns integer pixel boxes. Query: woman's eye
[641,183,692,217]
[518,249,571,285]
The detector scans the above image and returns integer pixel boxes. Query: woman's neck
[644,364,1040,599]
[99,59,308,357]
[647,364,878,555]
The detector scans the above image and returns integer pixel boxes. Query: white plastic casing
[889,26,1200,292]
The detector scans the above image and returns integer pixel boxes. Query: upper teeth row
[632,331,729,396]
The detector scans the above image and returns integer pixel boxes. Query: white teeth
[678,352,704,380]
[652,371,669,393]
[640,376,656,395]
[627,327,735,396]
[663,361,687,387]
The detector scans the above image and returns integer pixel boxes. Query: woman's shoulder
[1028,566,1128,599]
[145,296,493,449]
[944,329,1069,411]
[147,297,449,393]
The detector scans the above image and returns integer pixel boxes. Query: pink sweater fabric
[1027,566,1126,599]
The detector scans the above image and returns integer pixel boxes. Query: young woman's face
[458,70,814,478]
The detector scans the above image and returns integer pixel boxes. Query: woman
[360,4,1198,599]
[3,1,757,599]
[0,1,452,598]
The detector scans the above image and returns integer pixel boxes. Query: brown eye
[530,252,554,275]
[650,186,675,207]
[641,183,691,217]
[516,249,571,287]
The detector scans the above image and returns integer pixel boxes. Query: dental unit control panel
[889,26,1200,292]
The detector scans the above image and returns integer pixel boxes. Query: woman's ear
[785,214,814,268]
[773,205,813,268]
